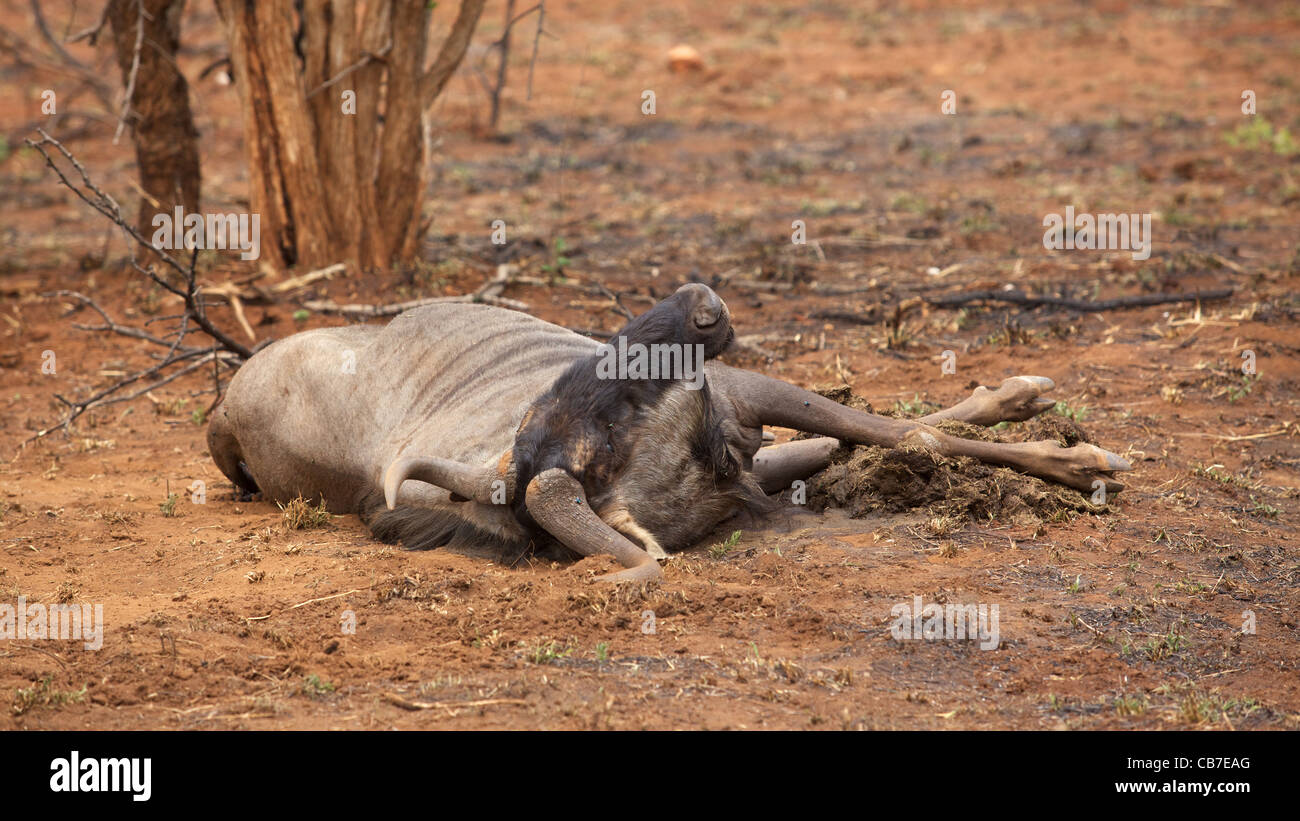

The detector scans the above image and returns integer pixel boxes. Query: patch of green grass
[1051,400,1089,422]
[1142,627,1186,661]
[539,237,572,273]
[279,496,331,530]
[893,394,938,417]
[1226,374,1258,402]
[1174,577,1209,595]
[708,529,743,559]
[1249,496,1280,519]
[526,639,573,665]
[12,675,87,716]
[1175,689,1263,726]
[1191,463,1257,490]
[1225,116,1299,156]
[1113,693,1148,717]
[958,212,998,235]
[159,493,180,517]
[302,674,336,698]
[890,193,929,215]
[595,642,610,663]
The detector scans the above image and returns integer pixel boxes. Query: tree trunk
[214,0,487,274]
[107,0,201,239]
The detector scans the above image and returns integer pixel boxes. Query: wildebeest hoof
[1033,441,1133,494]
[595,560,663,585]
[964,376,1059,425]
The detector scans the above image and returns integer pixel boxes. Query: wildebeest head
[384,283,765,560]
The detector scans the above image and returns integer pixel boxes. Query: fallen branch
[303,264,528,318]
[382,693,528,712]
[924,287,1235,313]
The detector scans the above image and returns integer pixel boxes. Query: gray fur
[208,303,766,559]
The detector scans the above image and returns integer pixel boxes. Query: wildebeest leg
[525,468,663,583]
[751,438,840,493]
[918,376,1058,426]
[714,366,1130,493]
[751,376,1064,492]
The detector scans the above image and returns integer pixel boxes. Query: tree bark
[214,0,487,274]
[107,0,201,239]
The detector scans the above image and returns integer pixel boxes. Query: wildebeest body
[209,301,760,562]
[210,285,1131,582]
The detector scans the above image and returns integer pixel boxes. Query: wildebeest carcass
[208,284,1131,582]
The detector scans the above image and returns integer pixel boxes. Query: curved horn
[524,468,661,584]
[383,452,515,509]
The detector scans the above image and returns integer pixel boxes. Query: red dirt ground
[1,0,1298,729]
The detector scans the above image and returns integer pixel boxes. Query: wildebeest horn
[524,468,661,584]
[384,453,515,509]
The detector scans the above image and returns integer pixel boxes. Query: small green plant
[1226,374,1257,402]
[595,642,610,663]
[1248,496,1280,519]
[159,493,180,517]
[539,237,572,273]
[1191,463,1257,490]
[958,212,997,235]
[1142,627,1186,661]
[708,530,742,559]
[302,674,336,698]
[1051,400,1089,422]
[12,675,87,716]
[280,496,331,529]
[1224,116,1299,156]
[890,193,929,214]
[191,407,207,425]
[527,639,573,665]
[893,394,936,417]
[293,309,310,322]
[1113,693,1148,717]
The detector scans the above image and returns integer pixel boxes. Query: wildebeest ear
[611,283,733,359]
[384,451,516,508]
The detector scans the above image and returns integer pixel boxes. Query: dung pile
[803,388,1104,525]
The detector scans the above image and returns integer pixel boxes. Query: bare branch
[67,2,112,46]
[526,0,544,101]
[25,129,254,359]
[923,287,1235,313]
[302,264,527,318]
[421,0,488,110]
[306,40,391,99]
